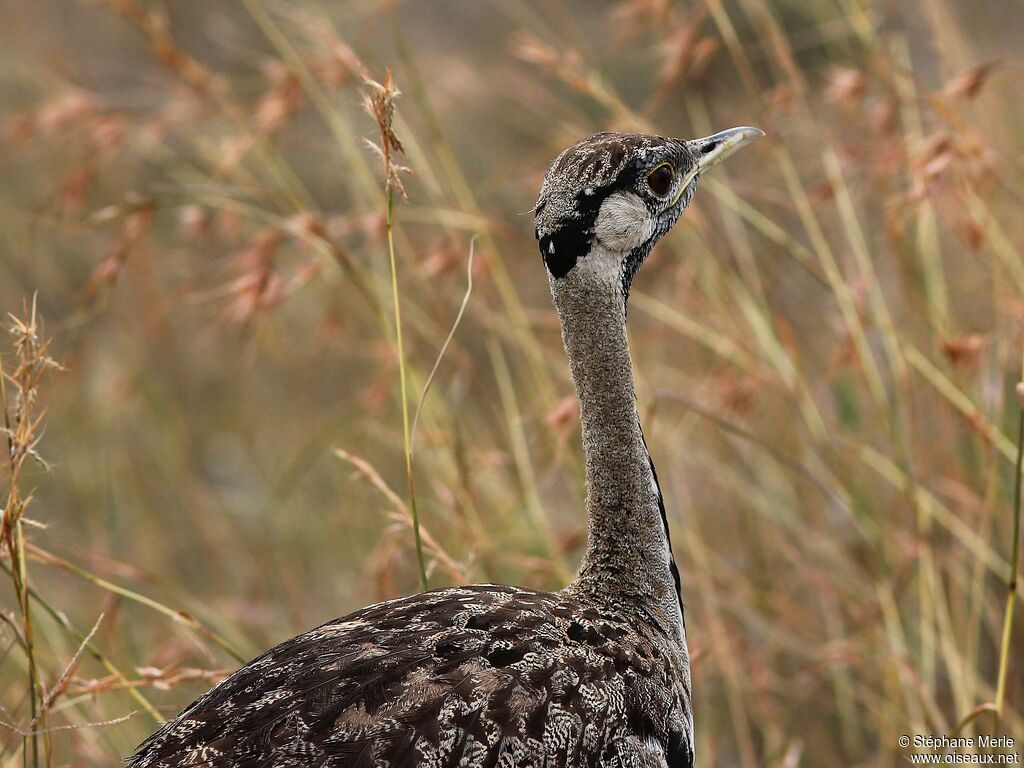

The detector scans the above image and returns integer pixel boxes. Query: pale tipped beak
[691,126,765,173]
[672,126,764,205]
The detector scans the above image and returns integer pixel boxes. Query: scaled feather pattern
[130,585,693,768]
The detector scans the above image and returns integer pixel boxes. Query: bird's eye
[647,163,674,197]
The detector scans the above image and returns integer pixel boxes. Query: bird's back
[129,584,693,768]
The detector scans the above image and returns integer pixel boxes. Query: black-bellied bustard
[130,125,763,768]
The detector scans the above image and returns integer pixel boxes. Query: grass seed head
[363,70,410,198]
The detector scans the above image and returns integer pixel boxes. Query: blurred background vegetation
[1,0,1022,765]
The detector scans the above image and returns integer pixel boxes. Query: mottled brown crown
[535,132,689,237]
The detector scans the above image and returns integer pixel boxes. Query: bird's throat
[550,260,685,644]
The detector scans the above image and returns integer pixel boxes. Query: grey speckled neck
[550,246,686,651]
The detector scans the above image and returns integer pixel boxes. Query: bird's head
[535,127,763,298]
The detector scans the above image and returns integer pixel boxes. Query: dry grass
[1,1,1022,765]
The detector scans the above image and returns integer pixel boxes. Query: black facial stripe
[540,224,591,278]
[619,177,696,298]
[621,241,653,301]
[620,204,675,300]
[538,161,644,278]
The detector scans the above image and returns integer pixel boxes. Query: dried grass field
[1,0,1022,765]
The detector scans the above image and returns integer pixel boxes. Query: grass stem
[995,380,1024,719]
[386,190,428,592]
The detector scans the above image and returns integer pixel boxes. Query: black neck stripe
[640,426,685,628]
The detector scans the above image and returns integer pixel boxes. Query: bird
[128,124,763,768]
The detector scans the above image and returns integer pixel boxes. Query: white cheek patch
[594,191,654,254]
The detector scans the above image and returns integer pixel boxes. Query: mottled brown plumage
[130,586,691,767]
[129,126,761,768]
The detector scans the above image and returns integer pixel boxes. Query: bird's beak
[672,126,765,206]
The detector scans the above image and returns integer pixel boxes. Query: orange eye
[647,163,674,197]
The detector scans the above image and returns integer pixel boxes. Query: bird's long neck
[551,256,685,647]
